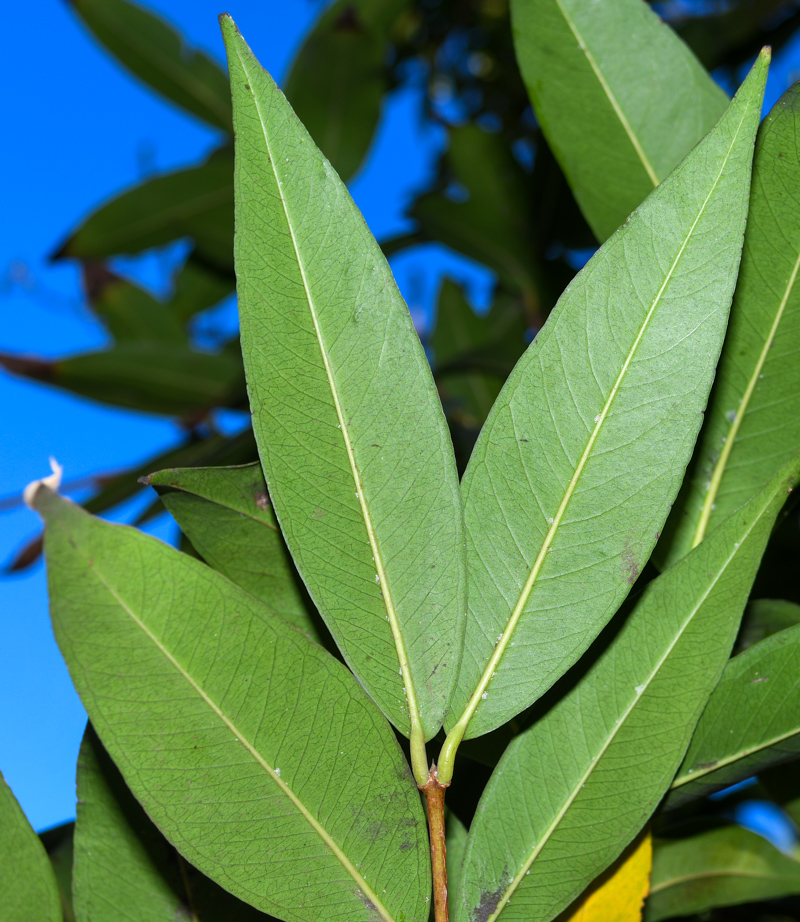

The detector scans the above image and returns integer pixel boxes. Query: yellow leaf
[558,829,652,922]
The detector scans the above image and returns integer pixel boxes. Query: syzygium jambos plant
[6,4,800,922]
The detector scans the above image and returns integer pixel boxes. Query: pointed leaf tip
[23,459,63,511]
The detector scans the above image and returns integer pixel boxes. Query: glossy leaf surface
[146,463,315,635]
[0,773,61,922]
[223,17,465,748]
[645,823,800,921]
[659,84,800,567]
[667,622,800,808]
[74,724,273,922]
[445,55,767,743]
[511,0,728,241]
[54,154,233,269]
[33,485,430,922]
[285,0,405,182]
[455,453,797,922]
[558,831,651,922]
[71,0,232,131]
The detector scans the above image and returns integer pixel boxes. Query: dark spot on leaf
[312,508,325,519]
[399,840,414,850]
[356,890,381,920]
[254,489,270,510]
[622,545,639,585]
[750,675,769,683]
[334,4,363,32]
[244,83,250,90]
[473,883,507,922]
[696,760,718,770]
[519,438,528,442]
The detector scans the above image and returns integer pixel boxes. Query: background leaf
[69,0,232,131]
[735,598,800,653]
[443,54,767,744]
[557,831,652,922]
[645,822,800,921]
[35,485,430,922]
[658,83,800,568]
[446,808,469,907]
[454,453,797,922]
[53,152,233,270]
[510,0,728,241]
[667,622,800,809]
[38,822,75,922]
[284,0,407,182]
[224,18,465,751]
[0,773,61,922]
[74,724,274,921]
[146,463,319,638]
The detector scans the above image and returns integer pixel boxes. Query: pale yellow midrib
[79,541,395,922]
[671,724,800,789]
[235,49,425,748]
[554,0,660,187]
[456,80,750,739]
[486,491,770,922]
[693,248,800,548]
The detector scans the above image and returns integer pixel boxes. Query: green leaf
[81,263,186,344]
[644,822,800,921]
[409,126,542,316]
[430,280,527,428]
[145,463,318,638]
[284,0,406,182]
[446,809,469,904]
[510,0,728,242]
[31,484,430,922]
[222,17,466,762]
[453,453,799,922]
[53,152,233,269]
[0,343,243,416]
[70,0,232,131]
[0,773,61,922]
[442,53,768,746]
[667,622,800,808]
[38,823,75,922]
[658,84,800,568]
[74,724,273,922]
[169,253,235,323]
[736,598,800,653]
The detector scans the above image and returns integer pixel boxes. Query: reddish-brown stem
[419,764,450,922]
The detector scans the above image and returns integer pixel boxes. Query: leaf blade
[444,53,768,745]
[33,486,430,922]
[223,17,466,751]
[510,0,728,241]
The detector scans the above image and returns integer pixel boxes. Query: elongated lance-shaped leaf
[665,621,800,809]
[454,454,799,922]
[30,483,430,922]
[146,463,318,638]
[221,16,466,759]
[0,773,61,922]
[70,0,232,131]
[53,152,233,269]
[74,724,273,922]
[441,53,768,750]
[511,0,728,242]
[659,84,800,568]
[645,822,800,922]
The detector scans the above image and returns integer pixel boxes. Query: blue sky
[3,0,800,837]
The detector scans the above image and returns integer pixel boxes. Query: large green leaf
[74,724,273,922]
[284,0,405,182]
[453,454,799,922]
[510,0,728,242]
[222,17,466,764]
[0,342,243,416]
[0,773,61,922]
[70,0,232,131]
[410,126,543,318]
[658,84,800,568]
[53,153,233,269]
[645,822,800,921]
[30,484,430,922]
[145,463,316,637]
[430,280,528,429]
[442,54,767,747]
[667,622,800,808]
